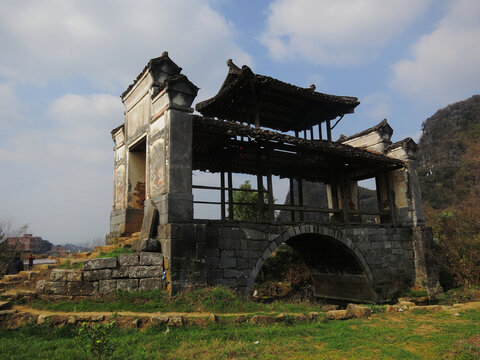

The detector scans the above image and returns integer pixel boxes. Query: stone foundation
[36,252,166,297]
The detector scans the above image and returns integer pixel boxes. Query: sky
[0,0,479,246]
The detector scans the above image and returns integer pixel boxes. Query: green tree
[231,180,272,221]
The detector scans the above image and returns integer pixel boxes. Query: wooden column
[340,179,349,224]
[228,171,233,220]
[257,174,264,221]
[267,171,274,221]
[220,172,225,220]
[326,120,332,142]
[318,124,322,140]
[289,178,295,221]
[298,178,304,221]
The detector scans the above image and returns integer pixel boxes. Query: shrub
[432,200,480,288]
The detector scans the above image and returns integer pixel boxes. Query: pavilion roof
[195,60,360,132]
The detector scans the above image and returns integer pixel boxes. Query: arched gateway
[106,53,441,302]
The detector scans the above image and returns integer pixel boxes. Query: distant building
[48,245,67,257]
[5,234,53,254]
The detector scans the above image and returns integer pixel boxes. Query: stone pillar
[385,138,424,226]
[386,138,441,294]
[150,74,199,294]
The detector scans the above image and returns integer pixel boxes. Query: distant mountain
[61,243,92,252]
[415,95,480,210]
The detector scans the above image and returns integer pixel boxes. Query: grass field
[1,307,480,359]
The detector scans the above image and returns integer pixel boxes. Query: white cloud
[360,93,391,120]
[0,0,251,99]
[390,0,480,103]
[0,94,123,244]
[260,0,431,65]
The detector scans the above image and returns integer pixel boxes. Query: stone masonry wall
[201,222,416,302]
[36,252,166,297]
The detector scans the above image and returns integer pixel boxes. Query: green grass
[96,247,133,258]
[28,287,325,314]
[56,260,83,269]
[2,309,480,359]
[436,286,480,305]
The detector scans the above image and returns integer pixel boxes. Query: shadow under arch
[246,226,378,303]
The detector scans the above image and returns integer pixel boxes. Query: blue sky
[0,0,479,246]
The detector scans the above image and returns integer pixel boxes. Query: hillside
[415,95,480,210]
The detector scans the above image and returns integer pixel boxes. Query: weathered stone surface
[66,271,83,282]
[139,277,163,292]
[50,269,69,282]
[117,279,139,291]
[307,312,320,321]
[118,254,139,266]
[35,280,46,293]
[325,310,351,320]
[83,257,117,270]
[250,315,275,324]
[346,304,372,319]
[129,266,163,278]
[133,238,161,252]
[112,267,130,279]
[167,316,184,327]
[67,316,77,325]
[45,281,67,295]
[209,313,218,323]
[98,280,117,294]
[140,252,164,266]
[83,269,112,282]
[151,314,169,326]
[67,281,97,296]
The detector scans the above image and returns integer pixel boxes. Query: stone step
[132,232,141,237]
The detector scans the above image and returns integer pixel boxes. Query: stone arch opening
[247,227,378,302]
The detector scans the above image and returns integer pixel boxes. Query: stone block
[83,269,112,282]
[83,257,117,270]
[167,316,185,327]
[224,269,243,278]
[206,248,220,257]
[139,277,163,291]
[220,256,236,269]
[45,281,67,295]
[66,270,83,282]
[151,314,169,326]
[234,315,249,323]
[325,310,351,320]
[129,266,163,278]
[66,281,96,296]
[139,252,164,266]
[98,280,117,294]
[50,269,68,282]
[35,280,46,293]
[117,279,139,291]
[346,304,372,319]
[118,254,139,266]
[250,315,274,325]
[112,267,130,279]
[133,238,162,252]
